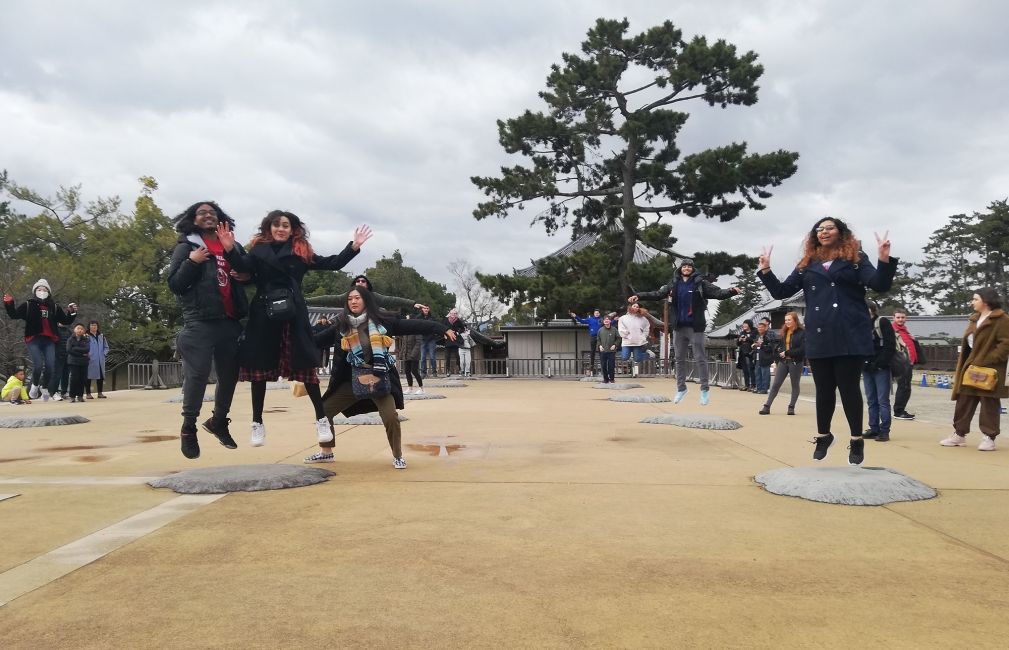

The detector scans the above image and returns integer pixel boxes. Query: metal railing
[127,362,186,389]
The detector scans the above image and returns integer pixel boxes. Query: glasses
[196,209,217,217]
[815,225,837,233]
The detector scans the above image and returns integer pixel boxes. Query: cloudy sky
[2,1,1007,292]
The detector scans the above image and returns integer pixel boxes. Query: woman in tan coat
[941,288,1009,451]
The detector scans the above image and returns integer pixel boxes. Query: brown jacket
[952,309,1009,399]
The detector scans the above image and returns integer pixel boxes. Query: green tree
[869,259,923,314]
[472,18,798,296]
[711,257,763,327]
[912,212,984,314]
[364,251,455,316]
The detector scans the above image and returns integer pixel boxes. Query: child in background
[66,323,90,403]
[2,368,31,404]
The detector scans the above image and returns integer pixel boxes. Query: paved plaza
[1,376,1008,648]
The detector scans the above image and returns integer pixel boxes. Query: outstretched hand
[216,222,236,252]
[352,225,373,251]
[758,245,773,272]
[444,329,458,342]
[3,293,13,304]
[875,231,891,262]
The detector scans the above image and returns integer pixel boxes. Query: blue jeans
[620,345,647,363]
[27,338,58,393]
[863,368,892,433]
[755,365,771,392]
[420,340,438,376]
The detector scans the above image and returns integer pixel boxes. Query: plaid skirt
[239,322,320,384]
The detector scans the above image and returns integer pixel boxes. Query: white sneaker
[393,457,407,469]
[414,388,425,396]
[316,417,334,443]
[41,388,51,402]
[52,391,63,402]
[404,387,414,395]
[939,433,966,447]
[250,422,266,447]
[978,436,997,451]
[29,385,41,400]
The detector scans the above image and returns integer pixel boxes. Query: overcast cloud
[2,0,1008,292]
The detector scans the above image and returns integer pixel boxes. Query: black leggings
[404,360,423,388]
[808,356,863,437]
[87,378,104,396]
[251,379,325,423]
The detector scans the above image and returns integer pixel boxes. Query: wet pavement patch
[136,435,177,443]
[754,466,938,506]
[639,414,742,430]
[0,414,90,428]
[0,456,42,463]
[148,464,336,494]
[36,445,106,452]
[405,443,468,456]
[74,455,109,463]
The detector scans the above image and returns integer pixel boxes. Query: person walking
[85,320,110,399]
[596,316,620,383]
[758,218,896,465]
[3,279,78,401]
[759,311,805,415]
[736,320,757,391]
[167,200,251,459]
[629,259,740,405]
[891,309,921,420]
[65,323,90,403]
[570,309,603,375]
[309,286,454,468]
[862,302,895,442]
[940,288,1009,451]
[239,210,371,448]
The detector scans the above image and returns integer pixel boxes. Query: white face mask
[35,289,50,300]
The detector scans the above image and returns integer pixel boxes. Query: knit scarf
[341,314,393,368]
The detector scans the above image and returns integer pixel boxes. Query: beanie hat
[676,258,696,274]
[32,279,52,294]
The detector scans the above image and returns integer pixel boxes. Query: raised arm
[306,292,350,307]
[312,242,359,272]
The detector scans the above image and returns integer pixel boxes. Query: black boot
[181,420,200,459]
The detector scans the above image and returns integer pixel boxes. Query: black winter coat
[752,334,777,367]
[167,233,251,322]
[5,297,76,340]
[316,315,449,416]
[66,335,90,367]
[759,253,897,359]
[240,241,358,372]
[866,317,896,372]
[775,329,806,361]
[636,272,737,332]
[443,317,467,348]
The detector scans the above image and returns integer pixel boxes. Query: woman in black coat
[239,210,372,447]
[759,311,806,416]
[307,286,455,469]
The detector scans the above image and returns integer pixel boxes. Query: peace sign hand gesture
[875,231,891,263]
[758,245,773,273]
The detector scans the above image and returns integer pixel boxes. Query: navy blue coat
[759,253,897,359]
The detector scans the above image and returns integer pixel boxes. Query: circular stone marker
[593,383,644,390]
[331,413,407,425]
[754,466,937,506]
[403,393,447,400]
[165,393,213,403]
[579,377,603,383]
[0,413,90,428]
[639,413,741,430]
[424,381,468,388]
[609,394,672,403]
[148,464,334,494]
[266,381,290,390]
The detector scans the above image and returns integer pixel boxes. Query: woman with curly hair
[239,210,372,448]
[759,311,805,416]
[757,217,897,466]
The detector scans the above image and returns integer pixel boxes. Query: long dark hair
[247,210,315,263]
[173,201,235,234]
[976,287,1003,310]
[334,287,397,335]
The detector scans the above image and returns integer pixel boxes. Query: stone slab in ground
[148,464,335,494]
[331,413,407,425]
[639,413,741,430]
[424,381,468,388]
[164,394,213,403]
[593,383,643,390]
[609,394,671,403]
[754,466,938,506]
[403,394,446,400]
[0,413,90,428]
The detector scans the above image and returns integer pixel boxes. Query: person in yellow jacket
[2,368,31,404]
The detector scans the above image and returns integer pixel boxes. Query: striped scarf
[341,315,393,368]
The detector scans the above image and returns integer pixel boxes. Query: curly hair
[797,217,861,270]
[173,201,235,234]
[247,210,315,263]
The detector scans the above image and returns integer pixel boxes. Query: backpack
[874,317,911,376]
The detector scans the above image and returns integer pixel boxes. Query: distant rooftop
[515,226,683,278]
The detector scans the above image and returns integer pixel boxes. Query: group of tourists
[3,281,110,404]
[166,201,456,468]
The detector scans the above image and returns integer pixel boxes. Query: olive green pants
[322,382,401,457]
